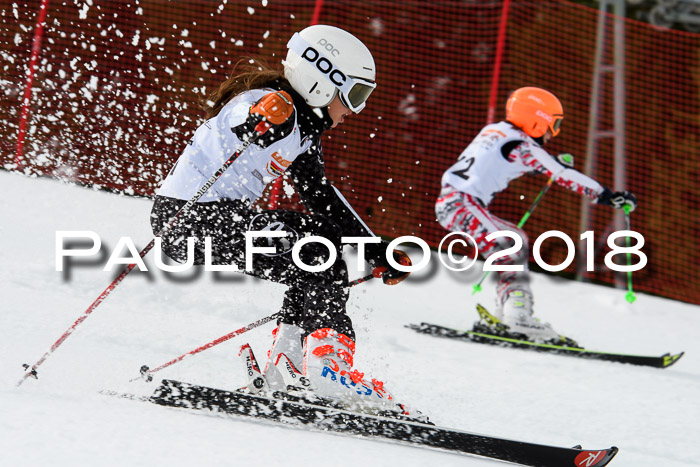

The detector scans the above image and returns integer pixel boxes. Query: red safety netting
[1,0,697,304]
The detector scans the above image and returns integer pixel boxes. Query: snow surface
[1,170,698,467]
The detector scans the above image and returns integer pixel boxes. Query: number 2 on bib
[452,156,475,181]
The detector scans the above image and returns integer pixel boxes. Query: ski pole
[133,272,377,382]
[471,177,555,295]
[17,92,295,387]
[471,153,573,295]
[131,311,284,382]
[623,205,637,303]
[348,267,385,287]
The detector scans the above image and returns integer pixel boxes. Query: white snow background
[0,170,698,467]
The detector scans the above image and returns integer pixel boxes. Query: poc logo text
[317,38,340,56]
[301,47,346,86]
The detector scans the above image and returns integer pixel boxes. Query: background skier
[435,87,637,343]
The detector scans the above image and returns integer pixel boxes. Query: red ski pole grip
[372,267,387,278]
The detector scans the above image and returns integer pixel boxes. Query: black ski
[406,322,684,369]
[145,379,617,467]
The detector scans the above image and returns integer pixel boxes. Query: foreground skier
[435,87,636,343]
[152,25,411,411]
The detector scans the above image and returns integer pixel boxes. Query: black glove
[232,91,295,148]
[364,241,412,285]
[597,188,637,212]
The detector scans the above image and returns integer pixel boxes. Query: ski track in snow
[1,171,698,467]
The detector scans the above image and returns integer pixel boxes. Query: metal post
[487,0,511,124]
[612,0,627,291]
[577,0,626,290]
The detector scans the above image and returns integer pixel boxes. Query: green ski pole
[472,153,573,295]
[472,177,554,294]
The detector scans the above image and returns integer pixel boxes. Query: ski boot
[501,291,577,346]
[236,323,306,393]
[262,322,305,391]
[299,328,428,422]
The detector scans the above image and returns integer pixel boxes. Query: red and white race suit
[435,121,604,305]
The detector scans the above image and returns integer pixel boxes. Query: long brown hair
[204,57,285,119]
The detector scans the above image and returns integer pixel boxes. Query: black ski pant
[151,195,353,340]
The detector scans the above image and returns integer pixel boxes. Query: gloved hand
[233,90,295,147]
[597,188,637,212]
[365,241,412,285]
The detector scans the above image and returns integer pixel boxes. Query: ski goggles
[551,116,563,136]
[287,32,376,113]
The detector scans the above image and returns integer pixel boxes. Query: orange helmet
[505,87,564,138]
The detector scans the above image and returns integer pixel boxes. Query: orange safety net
[0,1,697,304]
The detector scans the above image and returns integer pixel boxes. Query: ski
[135,379,618,467]
[407,316,684,369]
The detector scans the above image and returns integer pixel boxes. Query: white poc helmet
[284,25,376,113]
